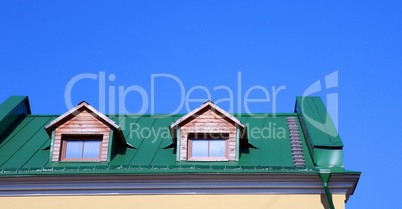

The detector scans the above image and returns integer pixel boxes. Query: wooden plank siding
[180,109,237,161]
[52,110,111,162]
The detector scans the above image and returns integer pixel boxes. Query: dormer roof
[44,101,125,144]
[170,100,245,130]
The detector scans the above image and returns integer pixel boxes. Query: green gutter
[320,171,335,209]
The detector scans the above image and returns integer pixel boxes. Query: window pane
[83,141,101,158]
[192,140,209,157]
[209,140,226,157]
[65,141,83,158]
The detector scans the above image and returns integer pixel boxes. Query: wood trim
[176,128,181,162]
[51,109,112,162]
[178,108,238,161]
[236,127,240,161]
[170,101,245,129]
[59,157,101,162]
[187,156,229,161]
[56,131,106,136]
[45,101,120,134]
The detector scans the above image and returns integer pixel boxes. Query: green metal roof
[0,96,359,176]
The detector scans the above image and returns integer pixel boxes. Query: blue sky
[0,1,401,208]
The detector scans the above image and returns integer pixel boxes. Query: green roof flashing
[0,165,319,176]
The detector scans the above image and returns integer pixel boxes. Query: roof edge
[44,102,128,146]
[170,100,245,129]
[44,101,119,133]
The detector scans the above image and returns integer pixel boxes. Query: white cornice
[0,173,359,201]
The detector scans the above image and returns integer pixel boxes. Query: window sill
[187,157,229,161]
[59,158,102,162]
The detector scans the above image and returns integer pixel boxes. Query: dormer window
[61,134,102,161]
[170,101,247,162]
[188,133,229,161]
[45,101,129,162]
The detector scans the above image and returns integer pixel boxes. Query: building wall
[0,194,346,209]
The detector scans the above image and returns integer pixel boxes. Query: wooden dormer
[45,101,127,162]
[170,101,246,161]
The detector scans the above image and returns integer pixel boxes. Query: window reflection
[191,139,226,158]
[65,140,101,159]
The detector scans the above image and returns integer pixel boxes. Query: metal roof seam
[128,117,158,165]
[0,117,53,168]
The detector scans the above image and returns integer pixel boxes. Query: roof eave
[44,101,121,136]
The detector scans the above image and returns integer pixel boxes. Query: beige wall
[0,194,346,209]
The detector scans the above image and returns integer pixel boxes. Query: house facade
[0,96,360,209]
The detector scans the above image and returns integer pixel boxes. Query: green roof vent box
[295,96,345,169]
[44,101,130,162]
[0,96,31,140]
